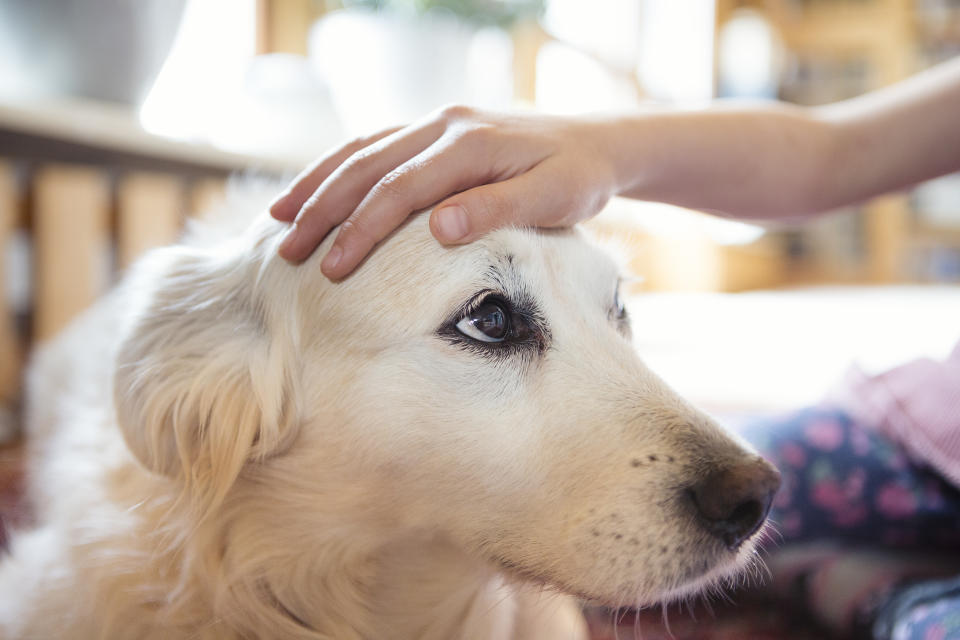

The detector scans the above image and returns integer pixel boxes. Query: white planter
[0,0,186,104]
[310,8,510,135]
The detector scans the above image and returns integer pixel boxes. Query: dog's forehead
[460,226,622,311]
[306,214,623,335]
[365,213,620,290]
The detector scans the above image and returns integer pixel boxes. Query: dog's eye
[441,292,543,353]
[610,285,631,337]
[613,289,626,320]
[456,300,509,343]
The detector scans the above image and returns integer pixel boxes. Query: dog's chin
[644,543,761,607]
[489,533,763,610]
[490,556,601,603]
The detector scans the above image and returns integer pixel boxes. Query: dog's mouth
[488,528,763,609]
[480,459,778,607]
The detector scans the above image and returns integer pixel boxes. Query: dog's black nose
[690,457,781,550]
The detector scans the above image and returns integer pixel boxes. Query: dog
[0,200,779,639]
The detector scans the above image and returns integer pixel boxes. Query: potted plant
[309,0,542,133]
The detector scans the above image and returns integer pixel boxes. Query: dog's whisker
[660,602,675,639]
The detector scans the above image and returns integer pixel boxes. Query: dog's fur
[0,203,771,639]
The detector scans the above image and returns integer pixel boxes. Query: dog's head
[114,211,778,607]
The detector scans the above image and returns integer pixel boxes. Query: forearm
[593,57,960,220]
[592,104,834,219]
[272,58,960,277]
[815,57,960,209]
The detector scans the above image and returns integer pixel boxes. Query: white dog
[0,203,779,639]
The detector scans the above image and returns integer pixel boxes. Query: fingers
[269,126,402,222]
[271,106,605,280]
[277,120,446,262]
[428,160,589,245]
[318,140,489,279]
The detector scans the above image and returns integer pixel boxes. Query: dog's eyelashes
[613,289,626,321]
[610,283,632,337]
[455,301,509,343]
[448,294,540,350]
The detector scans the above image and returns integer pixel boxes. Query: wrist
[566,114,650,200]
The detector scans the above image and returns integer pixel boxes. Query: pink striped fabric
[831,341,960,488]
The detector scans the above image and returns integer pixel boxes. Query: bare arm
[599,104,836,218]
[615,56,960,217]
[271,57,960,279]
[816,56,960,209]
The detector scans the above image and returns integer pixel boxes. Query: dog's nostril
[690,457,781,550]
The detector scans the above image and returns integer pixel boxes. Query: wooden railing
[0,160,228,412]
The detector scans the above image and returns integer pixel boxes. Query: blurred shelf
[912,224,960,244]
[774,3,909,55]
[713,0,960,287]
[0,95,307,176]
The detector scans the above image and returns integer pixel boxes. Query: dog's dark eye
[441,292,544,353]
[610,285,631,337]
[456,300,510,343]
[613,289,626,320]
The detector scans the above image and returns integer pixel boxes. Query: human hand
[269,105,620,279]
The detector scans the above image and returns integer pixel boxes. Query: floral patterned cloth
[741,407,960,551]
[894,597,960,640]
[739,406,960,639]
[875,576,960,640]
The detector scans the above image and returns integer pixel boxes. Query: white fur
[0,202,768,639]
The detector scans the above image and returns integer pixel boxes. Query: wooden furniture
[0,95,302,413]
[768,0,918,283]
[256,0,325,56]
[0,165,18,407]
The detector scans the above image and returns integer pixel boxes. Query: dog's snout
[690,457,781,550]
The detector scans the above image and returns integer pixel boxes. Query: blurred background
[1,3,960,638]
[0,0,959,420]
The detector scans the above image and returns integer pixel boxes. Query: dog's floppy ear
[113,242,298,510]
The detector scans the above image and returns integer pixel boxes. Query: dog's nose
[690,457,781,550]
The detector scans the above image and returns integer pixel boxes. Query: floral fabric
[741,407,960,551]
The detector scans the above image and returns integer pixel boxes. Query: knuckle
[436,103,474,123]
[337,217,371,243]
[299,192,324,216]
[373,170,408,201]
[344,135,371,154]
[341,149,377,174]
[452,124,493,149]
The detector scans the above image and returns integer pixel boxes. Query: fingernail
[278,223,298,255]
[435,205,468,242]
[321,245,343,273]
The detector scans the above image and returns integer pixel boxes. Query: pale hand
[270,105,619,280]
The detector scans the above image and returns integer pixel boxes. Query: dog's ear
[113,243,299,510]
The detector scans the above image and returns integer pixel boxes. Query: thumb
[429,170,568,245]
